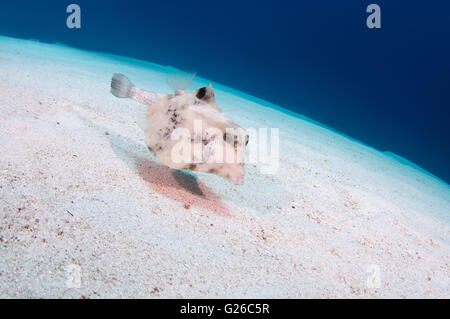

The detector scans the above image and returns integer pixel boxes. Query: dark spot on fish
[208,168,218,174]
[223,132,239,148]
[167,105,177,114]
[186,164,197,170]
[162,126,174,139]
[196,87,207,99]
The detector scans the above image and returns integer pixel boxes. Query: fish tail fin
[111,73,135,98]
[166,71,196,92]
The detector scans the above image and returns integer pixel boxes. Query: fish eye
[196,87,207,99]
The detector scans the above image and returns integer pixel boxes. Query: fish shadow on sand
[132,154,229,216]
[77,115,230,216]
[172,169,203,196]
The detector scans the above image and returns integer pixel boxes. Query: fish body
[110,73,248,185]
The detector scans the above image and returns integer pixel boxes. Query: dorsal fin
[166,71,196,92]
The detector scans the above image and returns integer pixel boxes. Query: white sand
[0,36,448,298]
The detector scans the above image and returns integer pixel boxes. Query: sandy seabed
[0,36,448,298]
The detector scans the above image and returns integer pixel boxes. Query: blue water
[1,0,449,184]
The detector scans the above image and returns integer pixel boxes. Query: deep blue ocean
[1,1,449,183]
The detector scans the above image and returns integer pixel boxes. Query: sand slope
[0,36,448,298]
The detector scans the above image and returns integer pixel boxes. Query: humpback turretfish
[110,72,248,185]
